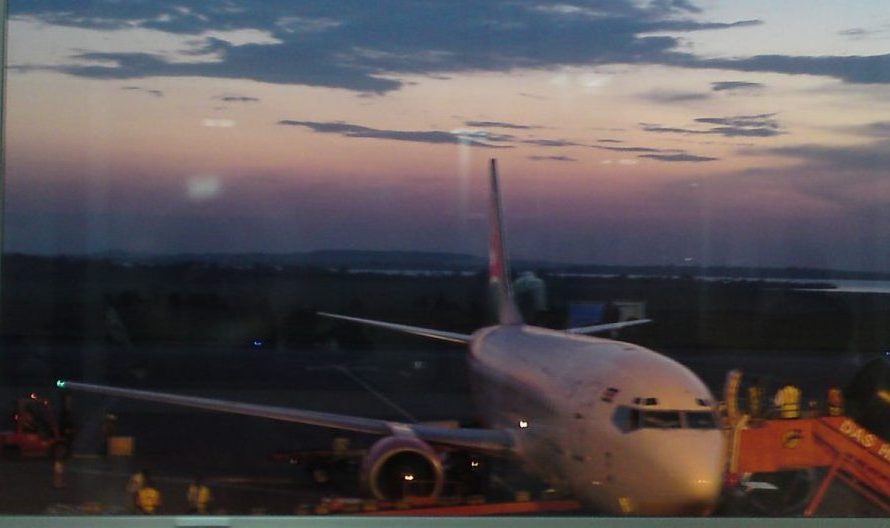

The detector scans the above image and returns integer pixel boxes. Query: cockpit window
[685,411,718,429]
[611,407,718,432]
[638,410,681,429]
[611,405,634,433]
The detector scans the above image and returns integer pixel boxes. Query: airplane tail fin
[488,159,524,326]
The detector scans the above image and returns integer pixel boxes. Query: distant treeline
[4,253,890,357]
[8,251,890,281]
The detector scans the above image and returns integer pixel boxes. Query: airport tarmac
[0,341,885,516]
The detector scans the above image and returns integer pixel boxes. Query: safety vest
[775,385,801,419]
[187,484,212,513]
[827,387,844,416]
[137,486,161,514]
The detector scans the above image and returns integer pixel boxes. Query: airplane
[58,159,726,515]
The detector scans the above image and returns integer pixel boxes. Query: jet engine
[362,436,445,500]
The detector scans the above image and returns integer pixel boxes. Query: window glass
[685,411,718,429]
[611,405,636,433]
[638,411,682,429]
[6,0,889,520]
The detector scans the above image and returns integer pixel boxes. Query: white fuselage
[468,325,725,515]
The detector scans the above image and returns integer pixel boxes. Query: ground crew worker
[774,382,802,419]
[59,393,77,443]
[137,475,162,514]
[186,476,212,514]
[52,459,65,489]
[747,377,765,420]
[827,385,844,416]
[102,413,117,457]
[127,469,147,510]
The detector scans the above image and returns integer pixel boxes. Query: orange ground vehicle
[0,393,69,459]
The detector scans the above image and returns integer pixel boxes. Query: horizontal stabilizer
[565,318,652,335]
[317,312,471,344]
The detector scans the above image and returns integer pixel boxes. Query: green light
[56,380,66,389]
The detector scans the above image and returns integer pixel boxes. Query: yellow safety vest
[776,386,801,419]
[187,484,212,513]
[827,387,844,416]
[137,486,161,514]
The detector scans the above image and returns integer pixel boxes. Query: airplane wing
[57,380,512,452]
[318,312,471,344]
[565,318,652,335]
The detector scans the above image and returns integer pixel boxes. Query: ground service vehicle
[1,393,68,459]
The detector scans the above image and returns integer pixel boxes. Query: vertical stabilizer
[488,159,524,326]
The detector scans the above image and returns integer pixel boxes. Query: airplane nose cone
[682,475,723,515]
[634,433,725,515]
[668,436,725,514]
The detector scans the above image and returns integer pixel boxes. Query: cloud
[711,81,764,92]
[837,27,888,40]
[121,85,163,97]
[730,140,890,221]
[522,138,584,147]
[54,48,402,93]
[591,140,716,162]
[464,120,538,130]
[847,121,890,138]
[600,158,639,165]
[639,153,718,162]
[597,139,623,143]
[756,140,890,171]
[278,120,513,148]
[593,145,678,153]
[641,90,710,103]
[695,114,775,125]
[642,113,783,138]
[839,28,869,38]
[687,54,890,85]
[528,155,577,162]
[12,1,767,93]
[649,0,703,15]
[281,118,590,150]
[218,95,259,102]
[19,2,890,93]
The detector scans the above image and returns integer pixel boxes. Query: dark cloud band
[642,113,783,138]
[639,153,718,162]
[278,120,513,148]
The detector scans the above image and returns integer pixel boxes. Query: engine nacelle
[362,436,444,500]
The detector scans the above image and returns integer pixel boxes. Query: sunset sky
[7,1,890,271]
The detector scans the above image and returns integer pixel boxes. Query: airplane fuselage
[468,325,725,515]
